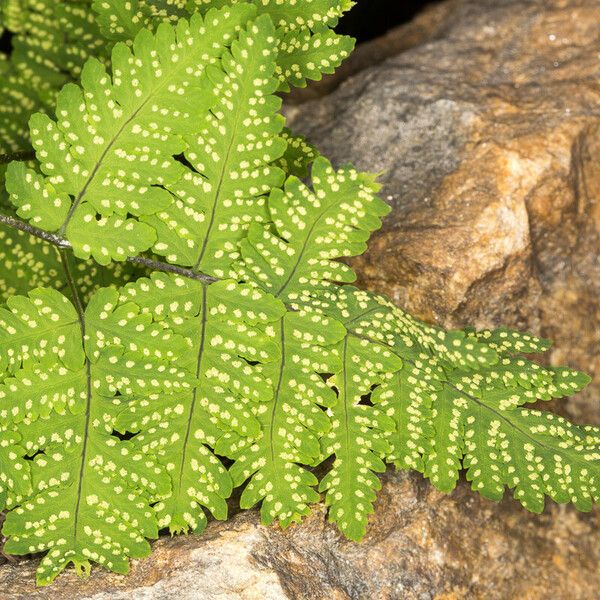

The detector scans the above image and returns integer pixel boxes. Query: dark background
[0,1,437,55]
[338,0,438,42]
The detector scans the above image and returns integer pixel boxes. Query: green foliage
[5,5,256,264]
[0,196,141,302]
[144,14,286,277]
[93,0,355,89]
[221,309,345,527]
[0,0,108,156]
[277,129,319,178]
[0,0,597,588]
[376,347,599,512]
[237,157,389,300]
[0,283,193,584]
[115,273,285,534]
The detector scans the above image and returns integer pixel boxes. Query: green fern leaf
[94,0,355,90]
[5,5,255,264]
[376,345,599,512]
[113,272,285,534]
[217,309,345,527]
[144,14,287,277]
[238,158,390,301]
[276,25,354,91]
[320,330,401,541]
[0,0,109,156]
[0,280,196,584]
[218,0,355,90]
[232,158,501,530]
[0,0,597,582]
[299,285,497,536]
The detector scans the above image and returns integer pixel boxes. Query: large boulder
[1,0,598,597]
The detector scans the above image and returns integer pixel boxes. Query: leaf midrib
[174,284,208,518]
[192,32,271,273]
[268,318,286,466]
[347,330,596,473]
[57,22,229,237]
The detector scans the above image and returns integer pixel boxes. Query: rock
[1,471,599,599]
[2,0,599,597]
[285,0,600,426]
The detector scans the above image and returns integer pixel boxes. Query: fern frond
[94,0,355,90]
[218,309,345,527]
[144,14,287,277]
[0,0,108,156]
[375,339,599,512]
[114,272,285,534]
[276,25,354,91]
[0,280,195,584]
[224,0,356,90]
[320,330,401,541]
[0,1,597,583]
[5,5,255,264]
[238,158,389,301]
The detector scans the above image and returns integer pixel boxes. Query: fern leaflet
[144,14,286,277]
[0,279,195,584]
[115,272,284,534]
[4,5,256,264]
[93,0,355,90]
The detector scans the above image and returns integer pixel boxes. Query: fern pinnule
[114,272,285,535]
[0,276,195,584]
[94,0,355,90]
[5,5,255,264]
[144,13,286,277]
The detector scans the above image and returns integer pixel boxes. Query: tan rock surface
[1,0,599,597]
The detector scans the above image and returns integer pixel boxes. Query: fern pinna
[0,0,597,587]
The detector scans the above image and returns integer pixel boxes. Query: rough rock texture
[1,0,599,597]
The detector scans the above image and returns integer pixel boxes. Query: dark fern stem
[0,213,218,285]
